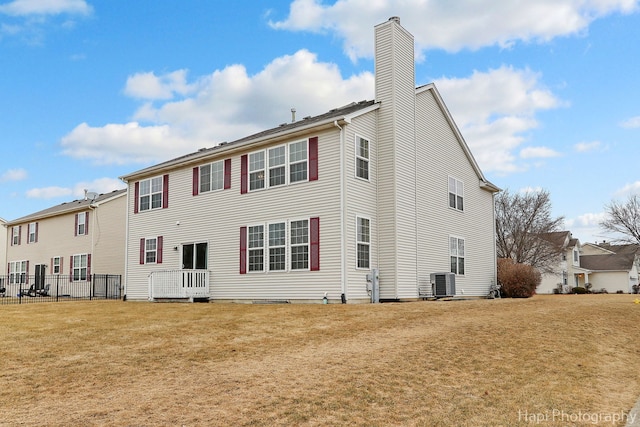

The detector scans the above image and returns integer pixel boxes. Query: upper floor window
[355,136,369,180]
[448,177,464,211]
[28,222,38,243]
[450,236,465,275]
[140,176,163,211]
[11,226,20,246]
[573,248,579,264]
[75,212,88,236]
[200,160,224,193]
[356,216,370,269]
[241,137,317,194]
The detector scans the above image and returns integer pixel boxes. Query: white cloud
[519,186,543,194]
[124,70,196,100]
[270,0,638,59]
[25,177,125,200]
[61,49,374,165]
[520,146,562,159]
[0,0,92,16]
[613,181,640,197]
[0,168,27,182]
[620,116,640,128]
[574,141,602,152]
[26,186,72,199]
[434,66,562,174]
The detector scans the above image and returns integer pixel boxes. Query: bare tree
[600,195,640,244]
[495,189,565,274]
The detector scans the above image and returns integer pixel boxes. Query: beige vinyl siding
[6,213,93,276]
[374,18,417,299]
[91,195,126,276]
[125,128,344,302]
[343,112,378,301]
[415,88,496,297]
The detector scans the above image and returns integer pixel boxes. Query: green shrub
[572,287,587,294]
[497,258,541,298]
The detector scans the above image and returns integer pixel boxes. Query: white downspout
[121,179,130,300]
[334,120,347,301]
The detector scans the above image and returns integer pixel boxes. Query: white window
[145,238,158,264]
[290,220,309,270]
[77,212,87,236]
[355,136,369,180]
[73,254,88,281]
[249,152,266,191]
[200,160,225,193]
[9,260,27,284]
[289,141,308,183]
[268,146,286,188]
[12,226,20,246]
[52,256,61,275]
[448,177,464,211]
[249,141,309,192]
[248,225,264,272]
[139,176,163,211]
[356,216,370,269]
[450,236,465,275]
[28,222,37,243]
[268,222,286,271]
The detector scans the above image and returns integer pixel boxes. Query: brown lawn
[1,295,639,426]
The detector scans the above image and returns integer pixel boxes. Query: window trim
[139,236,163,265]
[136,174,168,212]
[246,139,311,193]
[52,256,62,275]
[241,217,319,274]
[449,235,466,276]
[356,216,371,270]
[71,253,89,282]
[355,135,370,181]
[9,260,27,284]
[28,222,37,244]
[448,176,464,211]
[11,226,20,246]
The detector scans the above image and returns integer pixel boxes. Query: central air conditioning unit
[430,272,456,298]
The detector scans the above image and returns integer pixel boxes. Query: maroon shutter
[69,256,74,281]
[192,167,199,196]
[162,174,169,209]
[10,228,13,247]
[224,158,232,190]
[309,136,318,181]
[139,238,145,265]
[26,225,29,245]
[240,155,248,194]
[18,225,21,245]
[85,212,89,235]
[239,226,247,274]
[60,256,63,274]
[87,254,92,280]
[50,258,53,272]
[25,261,29,284]
[74,213,78,236]
[157,236,163,264]
[35,222,38,243]
[310,217,320,271]
[134,182,140,213]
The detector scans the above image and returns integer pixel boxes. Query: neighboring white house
[538,232,638,294]
[120,17,500,303]
[3,190,126,297]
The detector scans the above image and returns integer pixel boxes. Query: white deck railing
[148,270,210,300]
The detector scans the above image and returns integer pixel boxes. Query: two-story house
[538,232,638,294]
[3,189,126,298]
[120,17,500,303]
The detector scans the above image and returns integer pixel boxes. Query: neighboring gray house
[120,17,500,303]
[3,190,126,296]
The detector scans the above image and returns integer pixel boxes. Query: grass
[1,295,640,426]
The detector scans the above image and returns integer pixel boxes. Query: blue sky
[1,0,639,244]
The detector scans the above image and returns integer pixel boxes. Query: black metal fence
[0,274,121,305]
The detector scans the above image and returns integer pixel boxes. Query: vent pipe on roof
[389,16,400,24]
[291,108,296,123]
